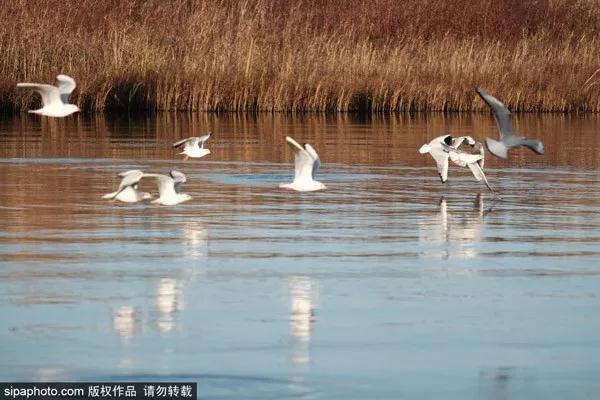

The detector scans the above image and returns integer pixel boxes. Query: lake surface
[1,113,599,399]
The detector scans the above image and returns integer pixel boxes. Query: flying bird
[279,136,326,192]
[419,134,476,183]
[441,141,494,192]
[17,74,80,117]
[102,170,153,203]
[476,87,544,159]
[173,133,212,160]
[142,170,192,205]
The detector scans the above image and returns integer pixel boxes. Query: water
[1,113,599,399]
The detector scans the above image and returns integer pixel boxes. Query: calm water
[1,113,600,399]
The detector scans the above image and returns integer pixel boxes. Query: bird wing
[55,74,76,104]
[468,163,494,192]
[430,147,449,183]
[452,136,475,148]
[303,143,321,179]
[286,136,316,182]
[196,133,211,149]
[476,87,515,139]
[107,170,144,199]
[172,137,191,148]
[169,170,187,193]
[142,173,177,198]
[448,151,483,167]
[17,83,62,107]
[118,169,144,179]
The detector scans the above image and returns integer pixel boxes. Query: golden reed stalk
[1,0,599,113]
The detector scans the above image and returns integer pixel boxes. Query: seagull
[441,141,494,192]
[173,133,212,160]
[102,170,153,203]
[476,87,544,159]
[418,134,475,183]
[142,170,192,205]
[17,74,80,117]
[279,136,326,192]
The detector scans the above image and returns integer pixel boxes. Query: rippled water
[1,113,599,399]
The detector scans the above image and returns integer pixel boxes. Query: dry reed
[0,0,599,113]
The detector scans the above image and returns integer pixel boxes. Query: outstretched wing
[303,143,321,179]
[142,173,177,198]
[169,170,187,193]
[468,163,494,192]
[476,87,515,139]
[447,150,483,167]
[429,147,449,183]
[285,136,315,182]
[196,133,211,149]
[55,75,76,104]
[16,83,62,108]
[107,170,144,199]
[451,136,475,148]
[172,137,191,148]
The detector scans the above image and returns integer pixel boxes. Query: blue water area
[1,113,600,399]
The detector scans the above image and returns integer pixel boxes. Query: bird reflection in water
[112,305,137,342]
[419,194,493,259]
[156,278,184,333]
[288,276,316,366]
[181,221,208,259]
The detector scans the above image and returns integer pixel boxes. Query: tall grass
[1,0,599,112]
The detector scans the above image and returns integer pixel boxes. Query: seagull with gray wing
[17,74,80,117]
[476,87,544,159]
[142,170,192,205]
[102,170,153,203]
[279,136,326,192]
[103,170,191,205]
[173,133,212,160]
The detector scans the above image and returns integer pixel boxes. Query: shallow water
[1,113,599,399]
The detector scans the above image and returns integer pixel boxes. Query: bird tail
[485,138,508,159]
[419,144,431,154]
[520,138,544,155]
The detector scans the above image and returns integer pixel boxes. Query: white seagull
[173,133,212,160]
[441,141,494,192]
[102,170,153,203]
[419,134,475,183]
[142,170,192,205]
[476,87,544,159]
[17,74,80,117]
[279,136,326,192]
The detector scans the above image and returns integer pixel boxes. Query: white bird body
[102,170,153,203]
[17,75,80,117]
[419,134,470,183]
[143,171,192,205]
[173,134,212,159]
[279,136,326,192]
[442,142,494,192]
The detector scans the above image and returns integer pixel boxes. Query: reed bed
[0,0,599,112]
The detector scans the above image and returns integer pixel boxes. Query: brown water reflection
[1,113,599,168]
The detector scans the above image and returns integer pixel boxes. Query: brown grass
[0,0,599,112]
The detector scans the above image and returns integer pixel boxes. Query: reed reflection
[1,113,599,168]
[288,276,316,366]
